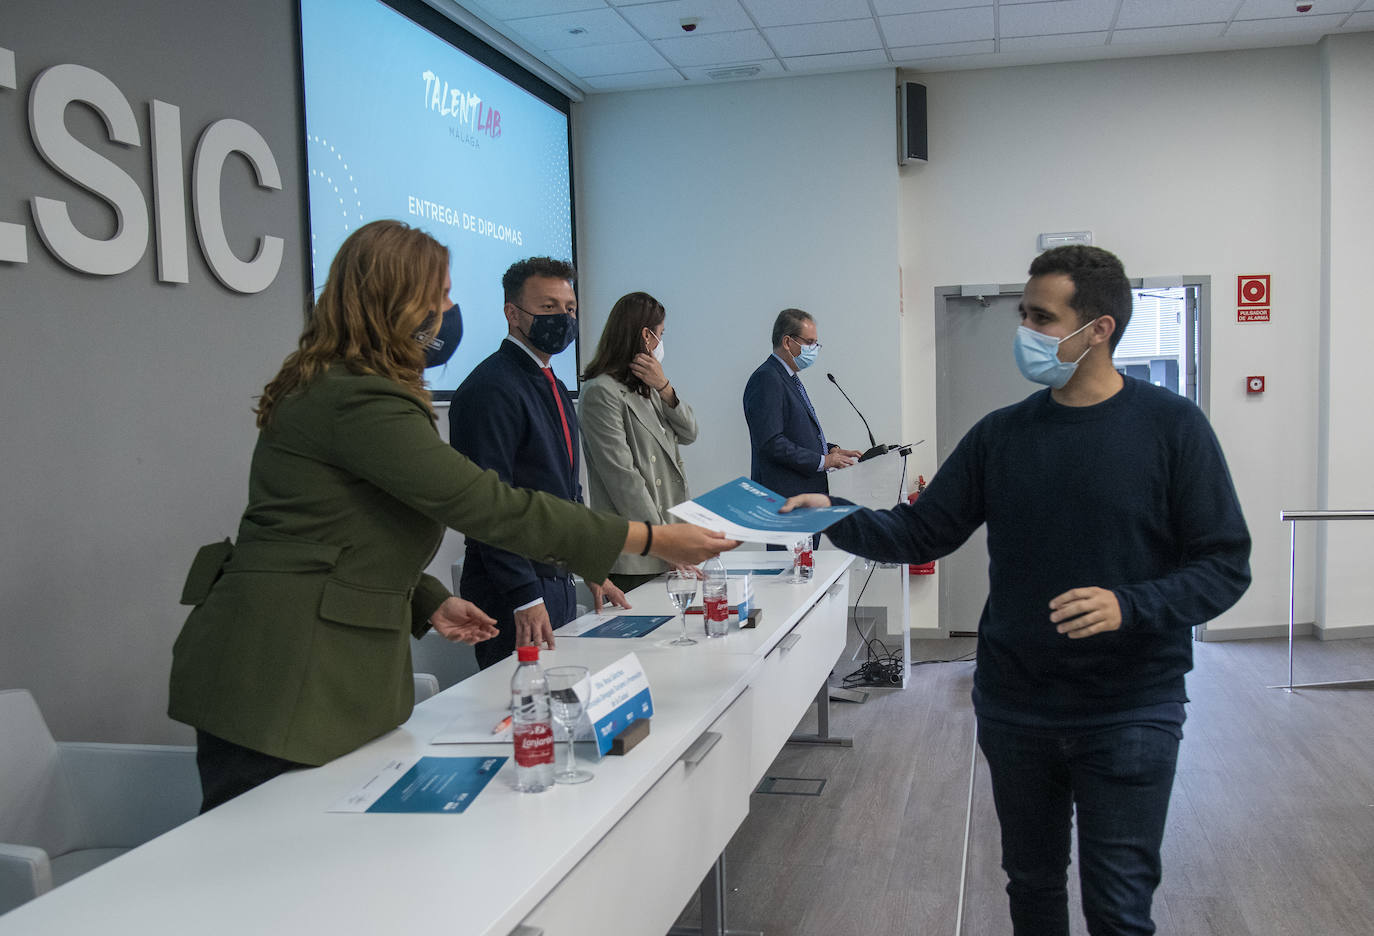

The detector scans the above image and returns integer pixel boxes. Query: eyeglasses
[789,335,822,349]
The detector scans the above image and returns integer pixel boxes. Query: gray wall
[1,0,308,743]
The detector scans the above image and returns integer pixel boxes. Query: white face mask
[646,329,665,364]
[1013,318,1097,388]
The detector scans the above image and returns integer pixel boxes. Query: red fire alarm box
[1246,376,1265,394]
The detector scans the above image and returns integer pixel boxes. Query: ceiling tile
[1226,13,1350,34]
[467,0,606,19]
[1000,0,1118,38]
[873,0,989,13]
[678,58,788,81]
[1235,0,1361,18]
[1000,31,1109,51]
[616,0,755,40]
[740,0,872,28]
[582,69,687,90]
[547,39,672,76]
[1112,23,1227,44]
[654,28,775,66]
[765,19,884,57]
[781,49,891,72]
[506,7,640,50]
[889,38,996,60]
[880,7,994,46]
[1116,0,1238,29]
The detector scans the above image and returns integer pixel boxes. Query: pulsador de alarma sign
[0,45,283,294]
[1237,274,1271,323]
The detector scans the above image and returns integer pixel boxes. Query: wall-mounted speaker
[898,81,927,165]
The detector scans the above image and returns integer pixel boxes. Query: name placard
[585,653,653,758]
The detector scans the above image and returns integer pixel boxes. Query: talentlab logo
[421,70,501,148]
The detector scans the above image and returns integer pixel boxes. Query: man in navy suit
[743,309,860,546]
[451,257,628,670]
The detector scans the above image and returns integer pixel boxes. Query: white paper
[330,757,418,812]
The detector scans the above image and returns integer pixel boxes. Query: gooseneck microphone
[826,372,890,462]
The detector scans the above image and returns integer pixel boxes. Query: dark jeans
[976,718,1180,936]
[196,730,307,813]
[471,574,576,671]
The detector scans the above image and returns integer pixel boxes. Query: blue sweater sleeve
[827,425,986,563]
[1112,415,1251,632]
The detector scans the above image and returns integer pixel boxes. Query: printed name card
[585,653,653,757]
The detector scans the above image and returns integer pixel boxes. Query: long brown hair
[254,220,449,426]
[582,291,666,398]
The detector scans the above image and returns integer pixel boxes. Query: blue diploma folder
[581,614,674,638]
[367,756,505,813]
[693,477,860,535]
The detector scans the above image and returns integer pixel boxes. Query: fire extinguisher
[908,475,936,575]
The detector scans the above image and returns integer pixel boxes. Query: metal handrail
[1277,508,1374,691]
[1280,509,1374,521]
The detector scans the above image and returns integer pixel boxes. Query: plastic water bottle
[511,646,554,793]
[702,557,730,638]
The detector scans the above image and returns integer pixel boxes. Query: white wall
[898,47,1337,637]
[572,70,902,500]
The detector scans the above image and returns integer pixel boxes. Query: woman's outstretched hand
[429,597,500,645]
[646,523,739,565]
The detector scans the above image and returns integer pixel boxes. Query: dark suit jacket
[743,355,829,497]
[169,367,626,766]
[449,339,582,613]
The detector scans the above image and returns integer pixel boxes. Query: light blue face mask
[1013,318,1097,389]
[791,337,819,371]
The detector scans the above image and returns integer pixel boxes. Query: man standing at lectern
[742,308,861,508]
[780,246,1251,935]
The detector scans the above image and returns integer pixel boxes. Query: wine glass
[545,665,592,785]
[664,569,699,646]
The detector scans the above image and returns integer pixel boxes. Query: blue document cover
[367,756,505,813]
[581,614,674,638]
[691,477,860,535]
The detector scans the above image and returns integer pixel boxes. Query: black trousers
[196,730,308,813]
[608,571,661,594]
[471,574,577,670]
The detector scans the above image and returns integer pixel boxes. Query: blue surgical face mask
[419,303,462,369]
[791,337,819,371]
[1013,318,1097,389]
[515,305,577,355]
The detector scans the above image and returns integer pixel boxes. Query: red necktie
[542,367,574,467]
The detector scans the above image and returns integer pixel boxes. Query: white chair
[0,689,201,916]
[412,672,440,704]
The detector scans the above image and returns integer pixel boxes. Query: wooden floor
[672,634,1374,935]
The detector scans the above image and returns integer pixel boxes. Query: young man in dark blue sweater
[783,246,1250,936]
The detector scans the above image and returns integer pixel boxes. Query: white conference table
[0,552,854,936]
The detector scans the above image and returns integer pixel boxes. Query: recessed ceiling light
[705,64,762,80]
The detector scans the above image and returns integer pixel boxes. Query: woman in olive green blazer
[169,223,732,809]
[580,292,698,593]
